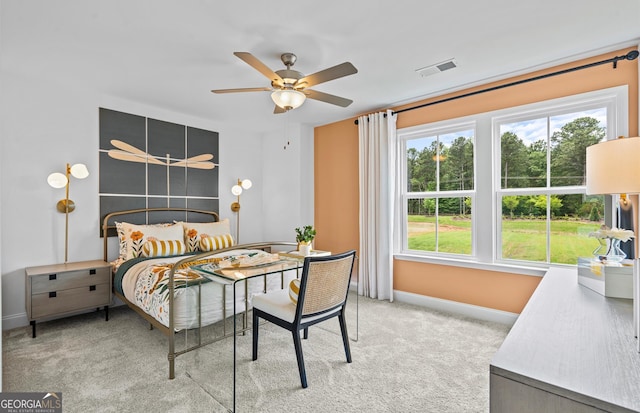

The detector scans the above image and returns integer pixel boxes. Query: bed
[102,207,299,379]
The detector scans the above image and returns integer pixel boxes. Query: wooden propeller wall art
[107,140,216,169]
[211,52,358,114]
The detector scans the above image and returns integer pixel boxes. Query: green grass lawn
[408,215,604,264]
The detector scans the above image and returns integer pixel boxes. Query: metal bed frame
[102,207,297,379]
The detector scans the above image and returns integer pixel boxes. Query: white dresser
[490,267,640,412]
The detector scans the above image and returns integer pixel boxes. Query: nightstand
[25,260,112,338]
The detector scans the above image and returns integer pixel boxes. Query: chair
[252,250,357,388]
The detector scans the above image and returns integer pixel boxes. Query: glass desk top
[191,255,303,282]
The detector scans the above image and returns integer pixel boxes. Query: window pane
[437,197,472,254]
[500,118,547,189]
[439,130,474,191]
[407,198,436,251]
[501,195,547,262]
[501,194,606,264]
[550,194,605,264]
[549,109,606,187]
[407,197,472,254]
[406,136,437,192]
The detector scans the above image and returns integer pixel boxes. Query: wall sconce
[586,136,640,352]
[47,163,89,262]
[230,178,252,243]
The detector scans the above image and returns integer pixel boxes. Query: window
[401,123,475,257]
[396,86,627,268]
[496,105,612,265]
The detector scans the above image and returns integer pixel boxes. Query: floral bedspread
[129,251,277,326]
[133,261,209,326]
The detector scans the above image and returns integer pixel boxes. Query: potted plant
[295,225,316,256]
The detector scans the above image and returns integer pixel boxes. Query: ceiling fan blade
[273,105,287,114]
[295,62,357,88]
[304,89,353,107]
[211,87,272,94]
[234,52,283,86]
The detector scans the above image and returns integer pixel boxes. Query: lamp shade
[241,179,252,190]
[70,163,89,179]
[271,89,306,110]
[231,184,242,196]
[47,172,68,189]
[586,137,640,195]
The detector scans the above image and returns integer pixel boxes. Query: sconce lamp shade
[241,179,252,190]
[586,137,640,195]
[231,185,243,196]
[271,89,306,110]
[70,163,89,179]
[47,172,68,188]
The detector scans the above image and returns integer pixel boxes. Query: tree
[550,117,605,186]
[502,196,520,219]
[501,131,528,188]
[423,198,436,215]
[527,139,547,187]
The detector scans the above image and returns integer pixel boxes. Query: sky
[406,107,607,151]
[500,108,606,146]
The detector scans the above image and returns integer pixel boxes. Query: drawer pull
[49,292,57,298]
[89,285,96,291]
[90,269,96,275]
[49,274,57,280]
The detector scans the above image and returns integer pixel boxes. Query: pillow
[199,234,235,251]
[179,219,231,252]
[118,222,184,259]
[141,239,186,258]
[288,278,300,304]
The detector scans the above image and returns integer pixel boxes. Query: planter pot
[298,242,312,256]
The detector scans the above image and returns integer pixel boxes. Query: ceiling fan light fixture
[271,89,306,110]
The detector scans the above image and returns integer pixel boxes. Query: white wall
[0,70,309,330]
[259,123,315,242]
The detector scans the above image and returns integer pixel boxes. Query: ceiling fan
[211,52,358,114]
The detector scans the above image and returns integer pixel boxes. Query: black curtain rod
[354,49,639,125]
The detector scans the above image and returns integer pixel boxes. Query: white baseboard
[393,290,518,326]
[3,312,28,331]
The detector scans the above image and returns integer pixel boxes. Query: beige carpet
[2,295,509,412]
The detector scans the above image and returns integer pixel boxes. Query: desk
[196,251,358,412]
[195,256,302,413]
[490,268,640,412]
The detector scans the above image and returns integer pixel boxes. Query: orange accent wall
[314,121,360,255]
[315,48,638,314]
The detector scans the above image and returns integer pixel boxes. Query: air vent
[415,58,457,77]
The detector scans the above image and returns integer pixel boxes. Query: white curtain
[358,110,397,301]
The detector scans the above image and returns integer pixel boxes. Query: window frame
[395,85,628,272]
[493,88,626,266]
[398,120,477,259]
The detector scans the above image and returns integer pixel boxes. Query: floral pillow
[117,222,184,259]
[178,219,231,252]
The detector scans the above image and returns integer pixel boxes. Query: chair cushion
[253,289,296,323]
[253,288,344,325]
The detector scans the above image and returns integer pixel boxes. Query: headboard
[102,207,220,261]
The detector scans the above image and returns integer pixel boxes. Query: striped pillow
[199,234,235,251]
[141,239,186,258]
[289,279,300,304]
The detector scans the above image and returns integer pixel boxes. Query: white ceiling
[2,0,640,134]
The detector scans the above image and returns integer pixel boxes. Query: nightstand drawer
[30,267,110,294]
[31,283,110,319]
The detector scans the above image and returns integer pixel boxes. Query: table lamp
[586,136,640,351]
